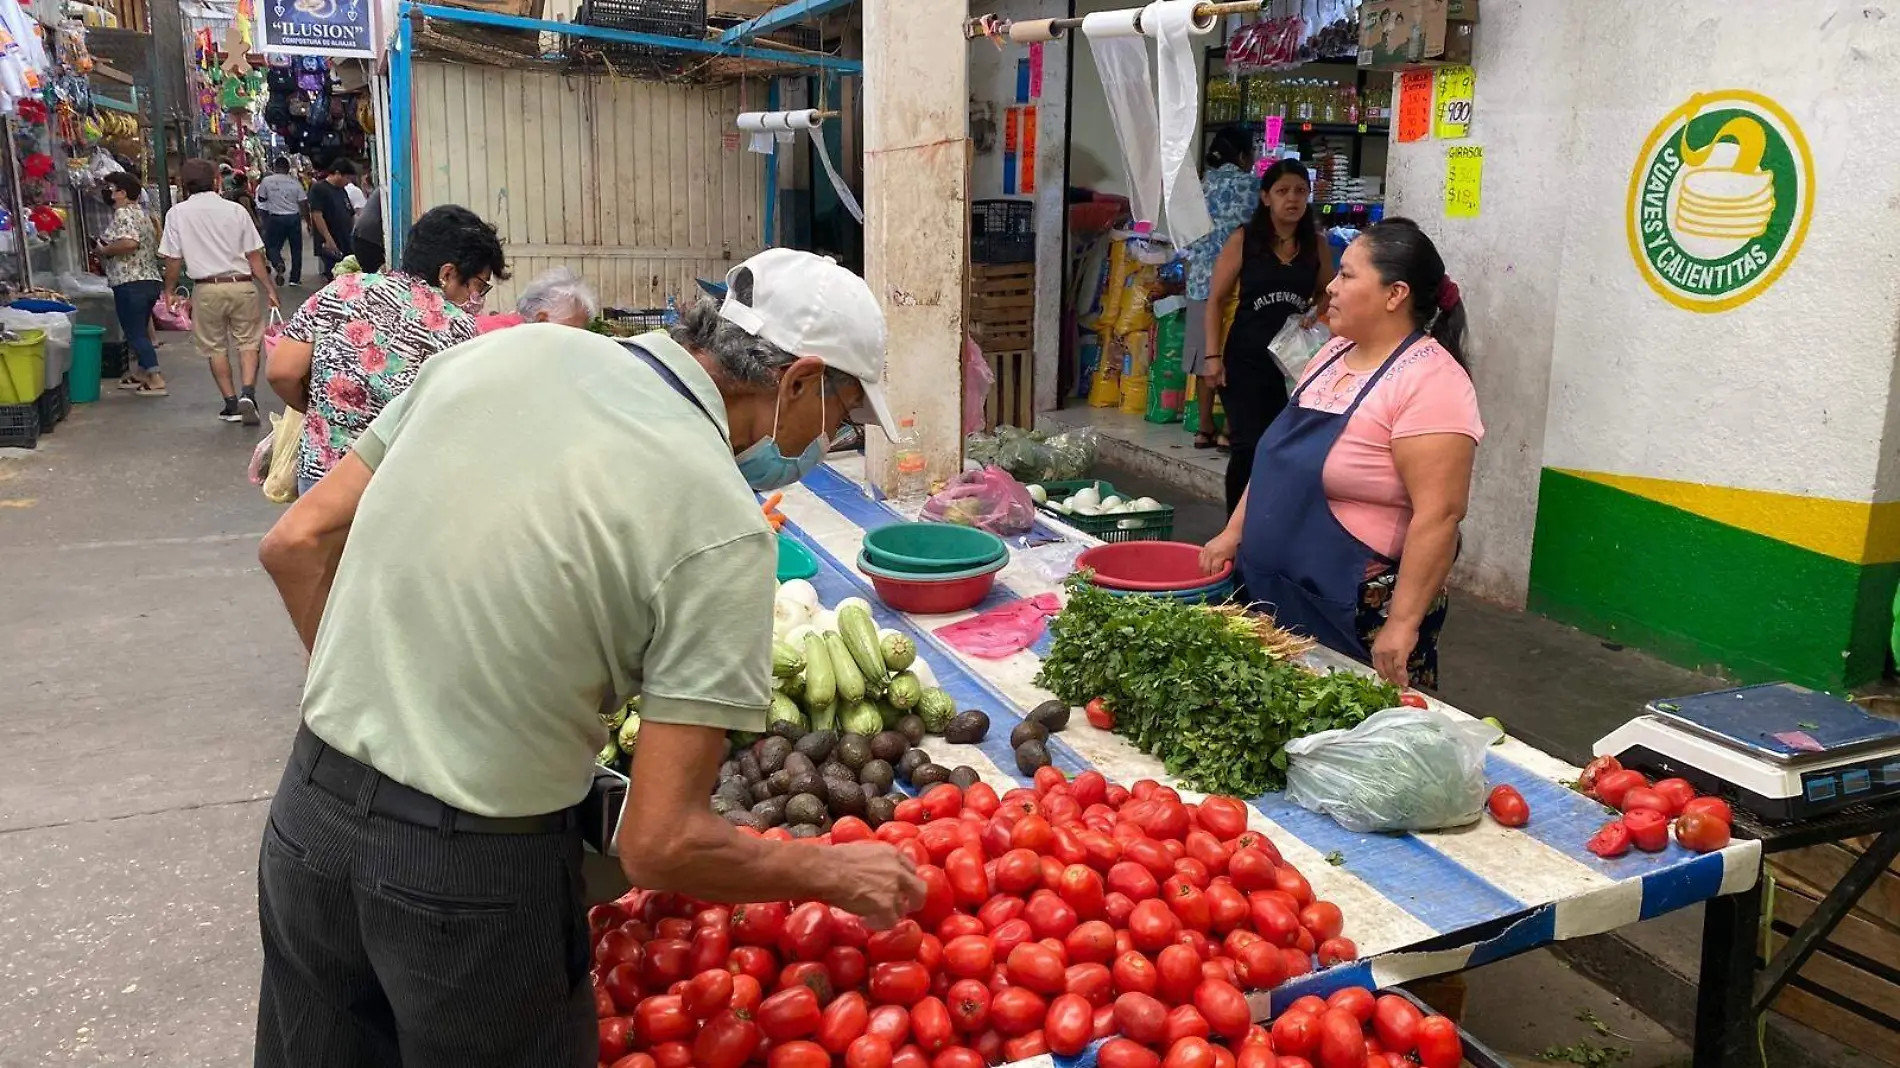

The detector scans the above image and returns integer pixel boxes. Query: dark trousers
[1218,354,1291,515]
[254,732,595,1068]
[112,279,163,372]
[262,214,303,283]
[318,231,354,281]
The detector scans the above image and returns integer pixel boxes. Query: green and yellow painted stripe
[1528,469,1900,690]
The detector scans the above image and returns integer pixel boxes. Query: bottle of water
[893,417,927,499]
[661,293,680,326]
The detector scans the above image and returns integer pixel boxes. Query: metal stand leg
[1694,877,1764,1068]
[1754,828,1900,1012]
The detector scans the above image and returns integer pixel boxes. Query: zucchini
[825,631,866,704]
[769,693,805,729]
[887,671,923,711]
[838,604,887,681]
[842,699,885,737]
[807,701,838,732]
[880,631,917,673]
[801,632,835,710]
[771,640,805,679]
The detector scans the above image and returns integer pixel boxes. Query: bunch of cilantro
[1035,577,1398,796]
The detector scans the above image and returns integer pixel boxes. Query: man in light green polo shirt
[252,249,924,1068]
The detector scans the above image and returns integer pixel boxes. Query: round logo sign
[1625,90,1814,313]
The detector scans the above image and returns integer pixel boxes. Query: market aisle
[0,362,299,1067]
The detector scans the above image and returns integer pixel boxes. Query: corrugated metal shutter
[410,62,764,312]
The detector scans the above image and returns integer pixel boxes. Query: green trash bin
[69,324,104,403]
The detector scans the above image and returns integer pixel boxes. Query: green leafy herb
[1035,578,1397,796]
[1797,720,1820,730]
[1539,1040,1630,1066]
[1324,851,1346,866]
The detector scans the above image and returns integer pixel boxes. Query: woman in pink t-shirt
[1201,218,1481,689]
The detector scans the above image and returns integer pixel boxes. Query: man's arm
[248,249,280,308]
[162,257,182,306]
[618,722,924,927]
[308,189,338,251]
[258,452,371,651]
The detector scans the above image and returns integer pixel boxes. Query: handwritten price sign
[1396,69,1434,143]
[1445,145,1483,218]
[1434,66,1475,139]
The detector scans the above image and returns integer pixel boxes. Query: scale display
[1596,683,1900,821]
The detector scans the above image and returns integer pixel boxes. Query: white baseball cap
[716,248,896,436]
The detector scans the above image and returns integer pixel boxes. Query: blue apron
[1236,332,1423,659]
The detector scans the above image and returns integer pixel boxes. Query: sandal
[134,375,168,397]
[1193,433,1217,449]
[118,372,146,390]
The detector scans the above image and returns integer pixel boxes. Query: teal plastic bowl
[776,535,819,582]
[860,522,1008,575]
[856,549,1007,583]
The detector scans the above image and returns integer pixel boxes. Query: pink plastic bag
[921,465,1037,536]
[153,291,192,332]
[963,336,995,435]
[933,593,1061,658]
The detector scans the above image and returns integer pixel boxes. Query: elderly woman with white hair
[477,266,599,332]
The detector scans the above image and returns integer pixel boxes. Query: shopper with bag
[159,158,281,426]
[1202,158,1334,514]
[95,172,167,396]
[251,250,922,1068]
[1200,218,1481,689]
[265,204,506,496]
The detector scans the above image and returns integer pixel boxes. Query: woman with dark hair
[1203,158,1334,512]
[266,204,509,496]
[95,171,167,395]
[1201,217,1480,689]
[1179,127,1258,449]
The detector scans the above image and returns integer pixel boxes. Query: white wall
[1067,0,1130,196]
[968,0,1071,413]
[1382,0,1900,603]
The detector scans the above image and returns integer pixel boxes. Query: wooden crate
[969,263,1034,355]
[982,349,1033,431]
[1766,836,1900,1065]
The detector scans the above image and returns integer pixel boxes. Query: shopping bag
[261,408,303,504]
[153,290,192,332]
[1283,707,1502,833]
[1268,314,1331,382]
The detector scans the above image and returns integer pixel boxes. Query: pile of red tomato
[1576,756,1734,857]
[591,767,1469,1068]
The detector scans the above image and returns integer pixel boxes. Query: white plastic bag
[1283,707,1502,833]
[1268,315,1332,382]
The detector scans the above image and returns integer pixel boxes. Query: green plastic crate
[1034,480,1175,543]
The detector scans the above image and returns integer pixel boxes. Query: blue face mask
[734,376,828,491]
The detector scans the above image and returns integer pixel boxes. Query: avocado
[767,768,794,796]
[788,823,825,839]
[820,760,856,783]
[1009,721,1048,749]
[862,782,883,799]
[786,771,829,804]
[750,779,778,804]
[942,711,991,745]
[895,715,927,746]
[767,718,808,742]
[836,734,873,771]
[793,730,838,765]
[718,760,742,781]
[717,777,752,806]
[724,809,765,830]
[710,795,737,816]
[897,748,932,781]
[910,763,951,788]
[781,752,816,780]
[1014,739,1051,776]
[948,766,981,791]
[864,795,899,827]
[737,751,764,783]
[757,736,794,776]
[1027,700,1071,733]
[751,796,789,827]
[869,731,910,764]
[784,793,828,826]
[830,778,867,817]
[858,759,895,794]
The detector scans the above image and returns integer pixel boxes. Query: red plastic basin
[1076,540,1233,591]
[858,551,1005,614]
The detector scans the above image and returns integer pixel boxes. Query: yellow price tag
[1434,66,1475,140]
[1445,145,1483,219]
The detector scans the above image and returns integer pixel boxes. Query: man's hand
[821,843,926,930]
[322,242,341,257]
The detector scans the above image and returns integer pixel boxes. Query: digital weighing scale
[1593,683,1900,821]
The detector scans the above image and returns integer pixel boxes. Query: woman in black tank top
[1202,160,1335,514]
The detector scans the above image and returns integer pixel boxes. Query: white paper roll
[735,109,823,132]
[1080,8,1144,38]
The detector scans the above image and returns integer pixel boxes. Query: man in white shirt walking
[160,158,281,426]
[255,157,308,287]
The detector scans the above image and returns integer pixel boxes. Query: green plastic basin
[776,534,819,582]
[860,522,1008,575]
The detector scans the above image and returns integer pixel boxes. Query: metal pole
[965,0,1262,40]
[389,10,414,261]
[762,79,779,247]
[146,0,176,211]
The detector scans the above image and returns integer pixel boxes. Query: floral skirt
[1355,572,1451,690]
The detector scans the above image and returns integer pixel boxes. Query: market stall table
[775,460,1762,1041]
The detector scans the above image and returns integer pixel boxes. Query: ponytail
[1359,217,1467,369]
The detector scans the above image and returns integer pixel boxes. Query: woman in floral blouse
[265,204,508,495]
[96,172,168,395]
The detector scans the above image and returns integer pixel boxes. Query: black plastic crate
[973,199,1035,263]
[33,386,57,434]
[101,341,129,379]
[0,402,40,449]
[575,0,706,77]
[56,374,70,422]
